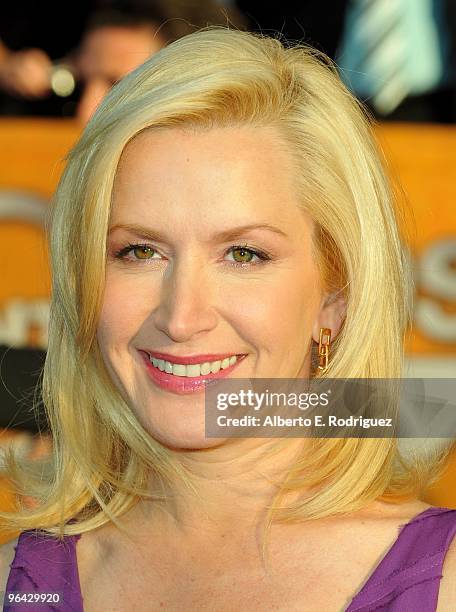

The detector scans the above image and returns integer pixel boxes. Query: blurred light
[51,65,75,97]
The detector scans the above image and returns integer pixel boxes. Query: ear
[312,292,347,344]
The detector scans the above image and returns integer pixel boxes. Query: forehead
[110,125,313,240]
[114,125,299,199]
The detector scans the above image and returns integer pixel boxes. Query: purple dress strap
[3,529,83,612]
[346,507,456,611]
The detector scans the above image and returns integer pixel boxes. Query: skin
[93,123,351,604]
[75,25,164,123]
[98,125,346,453]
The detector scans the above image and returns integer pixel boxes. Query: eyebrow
[108,223,288,243]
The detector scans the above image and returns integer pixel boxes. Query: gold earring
[317,327,331,373]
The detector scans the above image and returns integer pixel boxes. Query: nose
[152,255,218,343]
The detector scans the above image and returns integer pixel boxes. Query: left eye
[130,246,158,259]
[225,246,261,264]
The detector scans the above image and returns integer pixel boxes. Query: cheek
[221,266,322,349]
[96,271,157,351]
[271,287,319,348]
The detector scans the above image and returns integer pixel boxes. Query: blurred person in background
[0,0,247,119]
[236,0,456,123]
[74,0,248,123]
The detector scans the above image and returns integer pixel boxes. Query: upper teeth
[149,355,238,377]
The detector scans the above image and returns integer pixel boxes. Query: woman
[0,27,455,611]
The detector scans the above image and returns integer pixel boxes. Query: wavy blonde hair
[0,26,446,540]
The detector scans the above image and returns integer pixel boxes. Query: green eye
[225,245,270,267]
[114,243,161,263]
[231,247,255,263]
[133,246,155,259]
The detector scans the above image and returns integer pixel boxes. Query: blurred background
[0,0,455,540]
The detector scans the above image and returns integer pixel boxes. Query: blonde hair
[0,26,446,540]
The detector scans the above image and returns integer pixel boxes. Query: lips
[138,350,246,395]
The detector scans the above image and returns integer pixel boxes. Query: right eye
[114,243,162,262]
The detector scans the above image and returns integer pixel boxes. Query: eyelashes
[113,242,271,268]
[226,245,271,266]
[114,244,160,261]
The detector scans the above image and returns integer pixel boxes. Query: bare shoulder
[0,536,19,592]
[351,498,432,523]
[436,525,456,611]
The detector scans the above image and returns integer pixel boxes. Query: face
[97,126,344,449]
[76,25,164,124]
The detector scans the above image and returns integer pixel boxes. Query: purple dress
[3,506,456,611]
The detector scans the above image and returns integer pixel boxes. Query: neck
[123,438,307,548]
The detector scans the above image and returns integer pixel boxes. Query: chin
[148,428,228,451]
[135,408,227,451]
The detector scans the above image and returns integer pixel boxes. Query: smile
[149,354,238,377]
[138,350,246,395]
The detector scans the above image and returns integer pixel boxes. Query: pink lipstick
[138,350,246,395]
